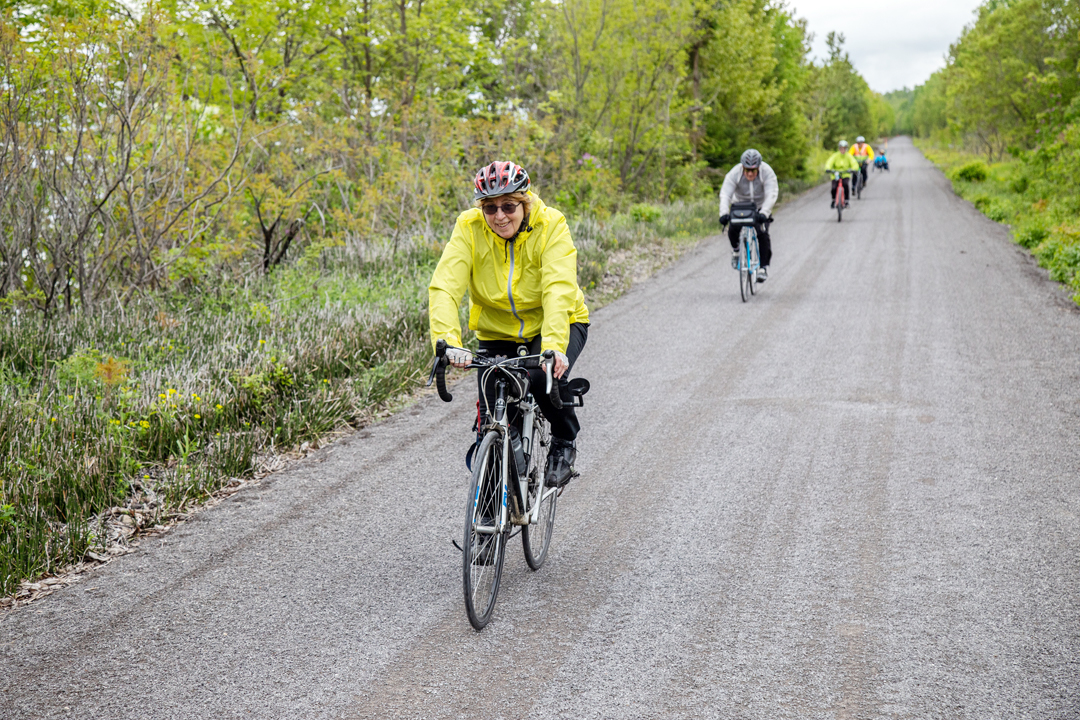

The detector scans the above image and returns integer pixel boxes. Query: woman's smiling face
[481,198,525,239]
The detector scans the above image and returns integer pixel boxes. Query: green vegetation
[919,141,1080,301]
[895,0,1080,305]
[0,0,889,594]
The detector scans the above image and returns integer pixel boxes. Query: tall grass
[573,198,718,293]
[0,239,437,594]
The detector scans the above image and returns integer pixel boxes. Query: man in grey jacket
[718,149,779,282]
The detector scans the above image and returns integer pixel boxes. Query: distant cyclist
[874,148,889,171]
[718,149,778,283]
[826,140,860,208]
[428,161,589,489]
[849,136,874,188]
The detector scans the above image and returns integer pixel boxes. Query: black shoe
[756,266,768,283]
[830,200,836,208]
[545,438,577,488]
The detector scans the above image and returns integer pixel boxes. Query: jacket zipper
[506,239,525,339]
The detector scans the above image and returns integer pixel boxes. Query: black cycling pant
[831,178,851,204]
[859,162,868,186]
[476,322,588,441]
[727,221,772,268]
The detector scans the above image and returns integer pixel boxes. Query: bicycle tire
[463,430,507,630]
[521,417,557,570]
[857,175,862,199]
[837,187,844,222]
[739,230,749,302]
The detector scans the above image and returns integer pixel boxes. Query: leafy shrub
[953,161,989,182]
[1010,176,1029,194]
[970,195,1010,222]
[1015,224,1050,249]
[985,201,1011,223]
[629,203,662,223]
[1036,237,1080,286]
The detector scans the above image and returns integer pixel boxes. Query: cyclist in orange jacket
[849,136,874,188]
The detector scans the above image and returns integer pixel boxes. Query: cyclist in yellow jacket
[825,140,861,208]
[849,136,874,189]
[429,161,589,488]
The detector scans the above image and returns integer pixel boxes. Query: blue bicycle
[729,201,763,302]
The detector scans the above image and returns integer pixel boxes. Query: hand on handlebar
[446,347,473,368]
[755,211,770,223]
[551,351,569,379]
[719,213,729,227]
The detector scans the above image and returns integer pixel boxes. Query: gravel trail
[3,138,1079,720]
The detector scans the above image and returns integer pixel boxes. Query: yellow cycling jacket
[429,192,589,354]
[825,151,861,172]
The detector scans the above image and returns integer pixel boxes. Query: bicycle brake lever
[542,350,563,410]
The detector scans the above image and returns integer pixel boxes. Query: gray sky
[789,0,986,93]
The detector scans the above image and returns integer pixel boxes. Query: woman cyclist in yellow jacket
[428,161,589,488]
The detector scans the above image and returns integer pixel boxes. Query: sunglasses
[482,202,521,216]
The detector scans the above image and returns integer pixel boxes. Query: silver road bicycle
[428,339,589,630]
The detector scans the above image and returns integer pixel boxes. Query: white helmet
[856,136,866,143]
[838,139,849,148]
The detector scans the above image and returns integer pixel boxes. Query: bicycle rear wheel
[837,188,844,222]
[463,430,507,630]
[738,231,749,302]
[522,417,557,570]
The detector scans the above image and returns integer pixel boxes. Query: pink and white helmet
[473,161,531,201]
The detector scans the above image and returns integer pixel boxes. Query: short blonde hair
[476,191,532,218]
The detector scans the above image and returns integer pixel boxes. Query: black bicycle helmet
[473,161,531,201]
[740,148,762,169]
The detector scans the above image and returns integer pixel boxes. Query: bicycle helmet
[473,161,531,201]
[838,139,849,148]
[856,136,866,143]
[740,148,762,169]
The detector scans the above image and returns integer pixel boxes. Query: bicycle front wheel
[522,417,557,570]
[738,231,749,302]
[463,430,507,630]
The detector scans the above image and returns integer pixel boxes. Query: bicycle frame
[740,226,760,275]
[428,344,561,533]
[477,375,557,534]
